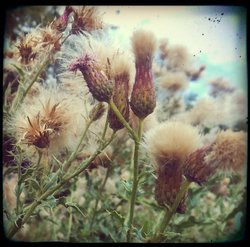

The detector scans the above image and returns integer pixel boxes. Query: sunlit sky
[98,6,247,98]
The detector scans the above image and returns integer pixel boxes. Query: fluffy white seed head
[145,121,202,169]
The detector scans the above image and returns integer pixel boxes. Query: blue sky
[100,6,247,99]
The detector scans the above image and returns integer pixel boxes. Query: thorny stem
[126,118,144,242]
[6,133,116,239]
[63,120,93,172]
[109,100,138,141]
[149,179,192,243]
[89,165,112,230]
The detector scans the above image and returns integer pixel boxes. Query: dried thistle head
[71,6,103,34]
[38,25,63,51]
[204,129,247,173]
[14,24,62,67]
[16,33,38,65]
[145,121,202,168]
[158,71,188,92]
[130,29,157,119]
[20,100,68,151]
[146,121,201,212]
[22,114,51,149]
[183,129,247,185]
[9,87,88,156]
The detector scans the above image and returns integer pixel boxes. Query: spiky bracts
[20,101,68,151]
[69,54,114,102]
[130,30,157,119]
[155,158,186,213]
[107,55,131,130]
[183,145,214,185]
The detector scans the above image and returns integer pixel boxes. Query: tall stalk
[149,179,192,243]
[109,100,138,142]
[126,118,144,242]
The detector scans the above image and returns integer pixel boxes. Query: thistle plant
[3,6,247,243]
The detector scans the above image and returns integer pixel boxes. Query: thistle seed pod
[183,145,214,185]
[155,159,186,213]
[69,54,114,102]
[130,30,157,119]
[108,71,130,130]
[204,129,247,173]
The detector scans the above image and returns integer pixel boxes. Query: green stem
[7,133,116,239]
[15,152,23,215]
[27,152,43,200]
[101,110,109,140]
[89,165,111,230]
[35,151,43,183]
[149,179,192,243]
[109,100,138,141]
[126,118,143,242]
[63,120,92,172]
[66,193,73,242]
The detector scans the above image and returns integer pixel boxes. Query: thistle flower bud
[155,159,186,213]
[130,30,157,119]
[52,6,73,32]
[89,103,106,122]
[108,56,130,130]
[69,54,114,102]
[183,145,214,185]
